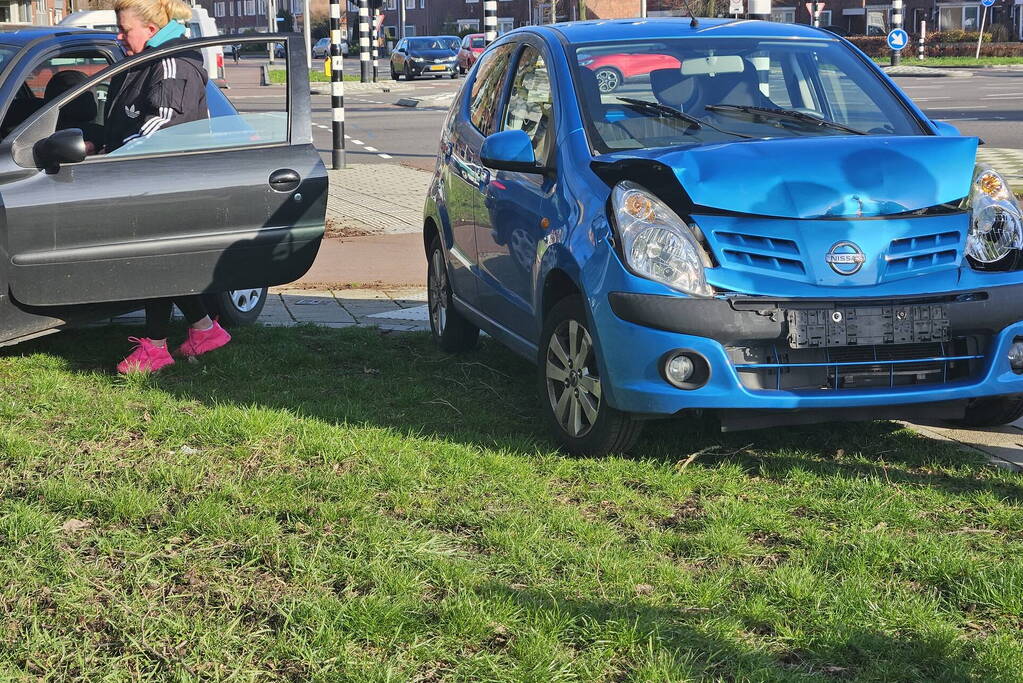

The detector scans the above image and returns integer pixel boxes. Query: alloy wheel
[595,68,620,93]
[545,318,602,438]
[428,248,448,335]
[229,288,263,313]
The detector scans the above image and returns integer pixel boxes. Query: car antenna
[680,0,699,27]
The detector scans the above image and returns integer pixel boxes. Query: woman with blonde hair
[108,0,232,373]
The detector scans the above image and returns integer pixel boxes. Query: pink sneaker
[176,321,231,358]
[117,337,175,374]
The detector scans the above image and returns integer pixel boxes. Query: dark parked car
[390,36,459,80]
[0,28,326,347]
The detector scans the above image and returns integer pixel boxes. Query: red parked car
[457,33,485,74]
[579,52,681,93]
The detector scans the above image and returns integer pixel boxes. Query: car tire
[450,72,458,79]
[427,238,479,353]
[203,287,267,327]
[947,395,1023,427]
[593,67,623,94]
[391,65,399,80]
[538,296,643,456]
[404,63,415,81]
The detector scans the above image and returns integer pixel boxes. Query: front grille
[730,336,987,391]
[715,231,806,276]
[885,231,960,276]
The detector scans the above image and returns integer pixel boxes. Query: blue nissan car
[422,18,1023,455]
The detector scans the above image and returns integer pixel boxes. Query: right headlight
[611,181,713,297]
[965,166,1023,268]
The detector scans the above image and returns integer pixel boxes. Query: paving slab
[293,234,427,289]
[326,164,431,236]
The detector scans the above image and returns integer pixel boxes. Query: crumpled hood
[595,135,979,219]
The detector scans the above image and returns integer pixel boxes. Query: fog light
[661,350,709,390]
[1009,341,1023,374]
[665,353,694,385]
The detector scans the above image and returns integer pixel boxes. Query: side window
[812,51,894,133]
[502,46,553,164]
[1,50,112,140]
[49,39,287,159]
[468,44,515,136]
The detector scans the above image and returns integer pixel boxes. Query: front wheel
[203,287,267,327]
[427,238,479,352]
[947,395,1023,427]
[538,296,643,456]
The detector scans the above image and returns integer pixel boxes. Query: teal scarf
[147,20,186,48]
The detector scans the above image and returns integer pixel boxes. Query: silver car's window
[573,37,924,153]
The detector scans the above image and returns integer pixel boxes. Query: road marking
[364,146,378,151]
[912,97,952,101]
[351,139,363,145]
[378,153,392,159]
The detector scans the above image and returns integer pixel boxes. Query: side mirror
[34,128,86,170]
[480,129,543,174]
[931,120,960,137]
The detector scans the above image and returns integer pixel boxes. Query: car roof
[0,25,110,47]
[545,17,838,44]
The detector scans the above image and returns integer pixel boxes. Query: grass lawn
[1,324,1022,679]
[876,56,1023,67]
[269,69,368,84]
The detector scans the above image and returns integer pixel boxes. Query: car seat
[0,90,44,139]
[649,68,698,111]
[687,59,769,114]
[44,70,103,148]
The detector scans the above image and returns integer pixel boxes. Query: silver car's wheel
[594,67,622,93]
[230,288,263,313]
[545,318,601,438]
[202,287,267,326]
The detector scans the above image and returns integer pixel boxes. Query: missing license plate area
[787,304,949,349]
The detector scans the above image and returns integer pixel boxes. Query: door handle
[269,168,301,193]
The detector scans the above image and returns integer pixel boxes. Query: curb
[310,81,416,95]
[881,66,971,78]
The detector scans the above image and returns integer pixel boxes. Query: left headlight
[965,166,1023,268]
[611,181,714,297]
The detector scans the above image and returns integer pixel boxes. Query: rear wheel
[427,238,479,352]
[947,395,1023,427]
[203,287,267,327]
[539,296,643,455]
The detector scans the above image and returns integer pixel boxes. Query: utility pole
[358,0,370,82]
[891,0,903,65]
[640,0,646,18]
[303,0,312,70]
[398,0,405,38]
[747,0,770,21]
[371,5,380,82]
[484,0,497,44]
[267,0,276,64]
[330,0,346,168]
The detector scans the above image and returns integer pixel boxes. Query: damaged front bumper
[594,284,1023,429]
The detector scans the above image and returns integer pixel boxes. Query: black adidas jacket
[104,47,208,152]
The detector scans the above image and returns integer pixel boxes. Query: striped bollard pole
[330,0,346,169]
[891,0,903,66]
[484,0,497,46]
[371,7,380,83]
[359,0,370,83]
[918,19,926,60]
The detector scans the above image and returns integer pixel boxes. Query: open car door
[0,34,326,306]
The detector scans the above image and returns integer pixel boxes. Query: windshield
[573,37,924,153]
[443,37,459,50]
[409,38,452,52]
[470,37,484,48]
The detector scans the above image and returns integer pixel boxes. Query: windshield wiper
[616,97,753,138]
[704,104,867,135]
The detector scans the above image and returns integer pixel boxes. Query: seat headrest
[577,67,606,116]
[650,68,695,109]
[695,60,763,109]
[45,70,96,124]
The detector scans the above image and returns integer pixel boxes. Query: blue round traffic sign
[886,28,909,50]
[981,0,995,7]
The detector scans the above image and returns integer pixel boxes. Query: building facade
[0,0,65,25]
